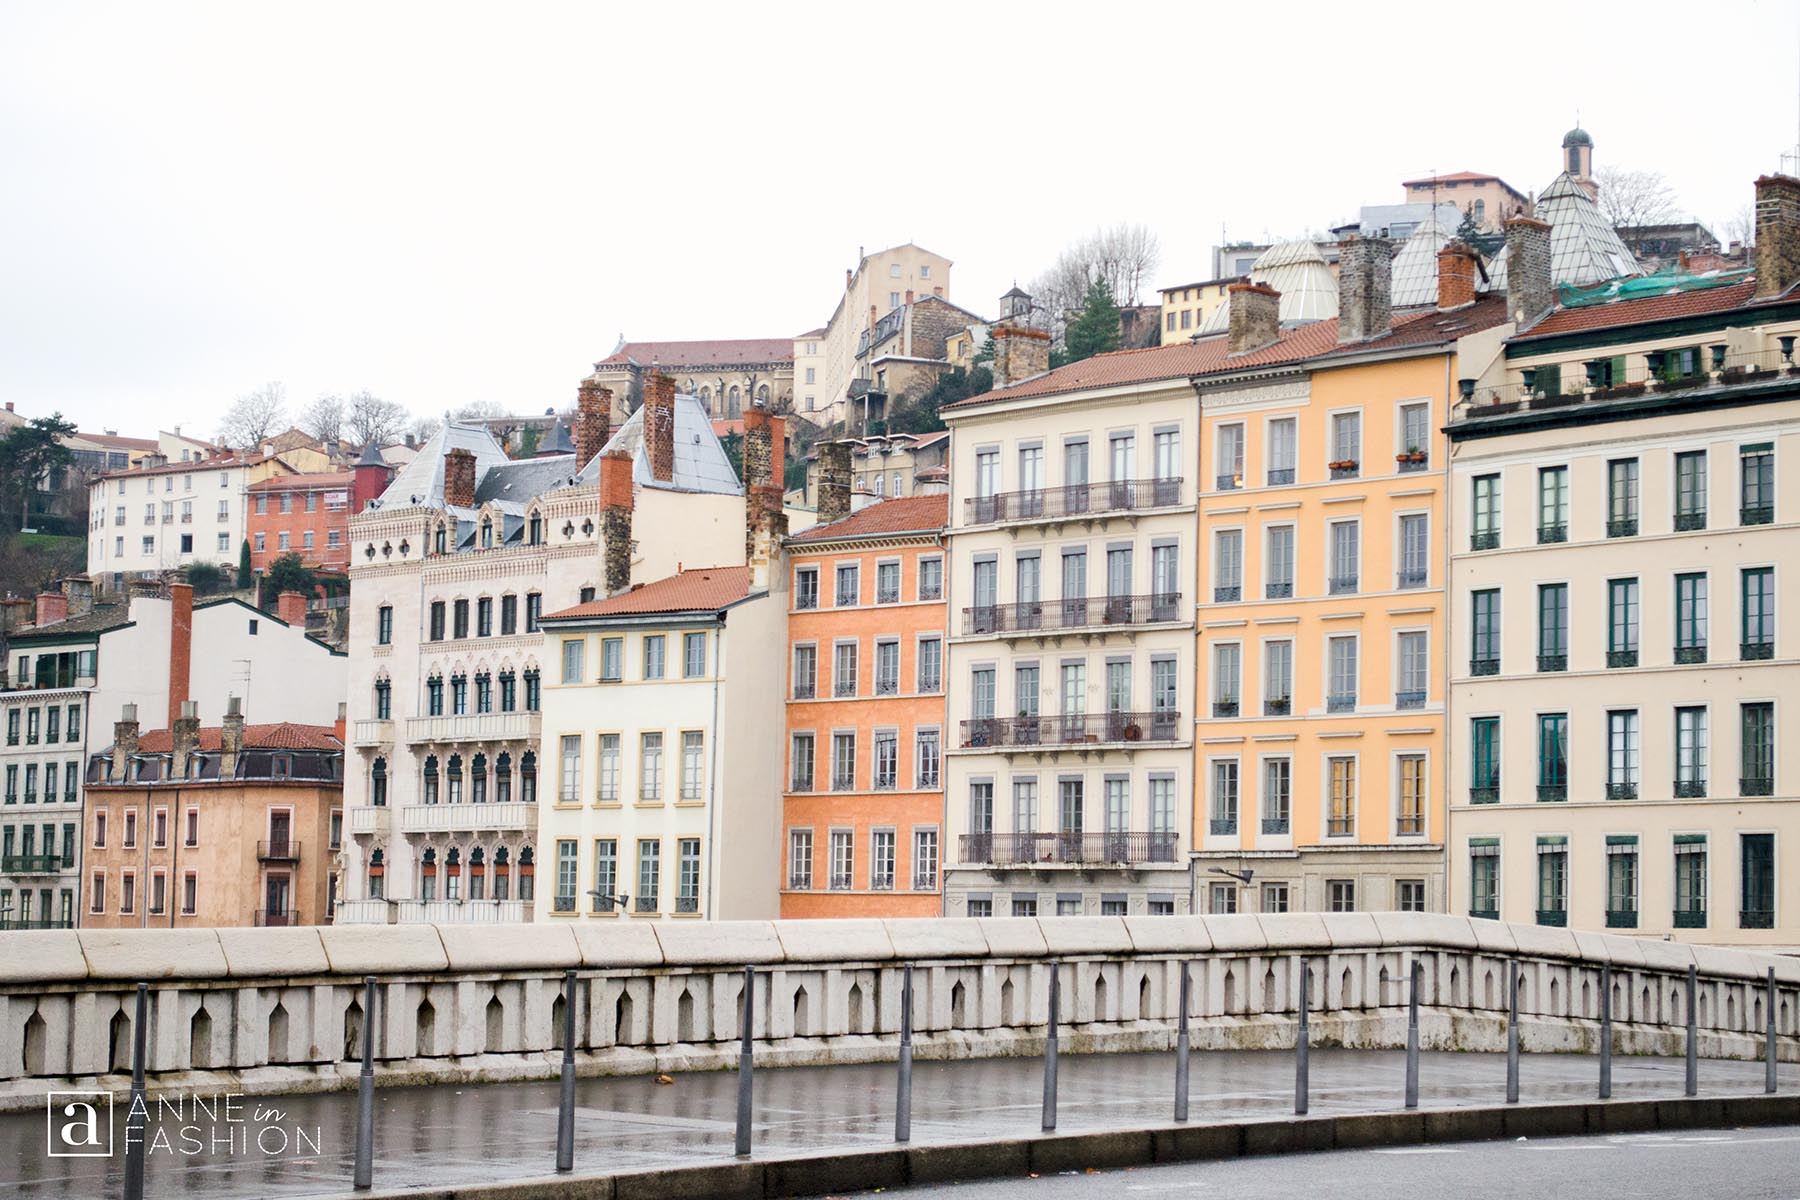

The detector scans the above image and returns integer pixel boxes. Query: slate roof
[572,395,739,495]
[1489,173,1639,292]
[600,339,795,368]
[1198,240,1338,334]
[788,495,947,543]
[7,603,132,641]
[132,723,343,753]
[541,566,753,622]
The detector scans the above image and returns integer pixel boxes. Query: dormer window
[480,518,493,549]
[527,514,542,545]
[433,525,447,555]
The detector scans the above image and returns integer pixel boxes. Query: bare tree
[452,400,509,421]
[300,393,345,445]
[345,390,410,447]
[1026,222,1163,342]
[409,414,442,444]
[1595,166,1681,231]
[1723,203,1755,251]
[216,382,287,449]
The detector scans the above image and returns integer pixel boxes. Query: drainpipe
[705,618,724,919]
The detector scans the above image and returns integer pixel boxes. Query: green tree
[722,430,744,482]
[888,366,993,435]
[0,414,76,531]
[236,540,253,588]
[262,552,314,607]
[516,425,540,457]
[185,562,226,597]
[1062,278,1122,364]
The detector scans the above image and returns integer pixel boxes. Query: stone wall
[0,914,1795,1113]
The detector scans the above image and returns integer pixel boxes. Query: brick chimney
[167,580,193,729]
[111,703,140,780]
[171,700,201,780]
[60,576,94,618]
[1337,234,1394,343]
[575,380,613,469]
[599,450,635,595]
[643,372,676,483]
[34,591,67,627]
[277,590,307,628]
[816,441,854,524]
[220,696,245,777]
[1504,216,1554,328]
[443,447,477,508]
[742,405,789,586]
[1437,241,1480,311]
[990,325,1052,389]
[1227,282,1281,355]
[1753,174,1800,299]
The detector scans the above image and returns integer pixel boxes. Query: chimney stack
[33,590,67,628]
[167,580,193,729]
[990,324,1052,389]
[643,372,677,483]
[220,696,245,777]
[742,406,789,586]
[1337,234,1394,343]
[277,590,307,628]
[574,380,613,468]
[1436,241,1480,311]
[171,700,200,780]
[1226,282,1282,355]
[112,703,140,780]
[816,441,854,524]
[1504,216,1554,328]
[599,450,635,595]
[1753,174,1800,299]
[59,576,94,618]
[443,446,477,508]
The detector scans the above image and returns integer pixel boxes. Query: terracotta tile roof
[600,339,795,368]
[78,432,159,451]
[949,296,1512,409]
[789,495,947,543]
[1512,280,1760,341]
[247,470,355,491]
[133,723,343,753]
[541,566,753,621]
[1402,170,1510,186]
[98,453,272,481]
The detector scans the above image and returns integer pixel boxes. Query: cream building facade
[85,453,291,591]
[818,244,953,428]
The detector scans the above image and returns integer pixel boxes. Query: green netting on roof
[1558,267,1754,308]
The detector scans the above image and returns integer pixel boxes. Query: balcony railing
[1470,530,1499,551]
[1326,694,1355,714]
[829,873,854,890]
[875,677,899,696]
[635,896,659,913]
[352,719,394,746]
[1213,585,1240,602]
[789,775,813,793]
[404,712,540,744]
[1397,455,1429,473]
[1606,909,1638,929]
[1469,786,1498,805]
[833,679,858,697]
[1606,782,1638,800]
[869,875,895,892]
[1212,700,1238,718]
[1216,473,1242,491]
[792,682,816,699]
[1741,908,1775,929]
[1741,775,1775,797]
[1672,909,1707,929]
[1208,817,1237,836]
[1536,785,1567,802]
[348,807,391,835]
[912,872,938,891]
[788,873,812,891]
[676,896,699,913]
[1470,907,1499,921]
[1742,641,1774,661]
[1266,468,1295,486]
[962,593,1184,637]
[831,772,856,791]
[1470,658,1499,677]
[1537,523,1567,544]
[1674,511,1707,531]
[1396,569,1427,590]
[1607,518,1638,538]
[1674,645,1707,665]
[1741,504,1774,526]
[1395,690,1426,711]
[1607,650,1638,668]
[1261,816,1289,835]
[957,831,1180,866]
[959,710,1181,750]
[1265,581,1293,599]
[387,899,531,924]
[1537,654,1567,673]
[1535,909,1568,928]
[399,802,536,833]
[1327,576,1358,595]
[964,477,1183,524]
[0,854,63,874]
[255,909,297,927]
[0,917,73,930]
[1674,779,1707,798]
[256,840,301,862]
[1263,697,1290,716]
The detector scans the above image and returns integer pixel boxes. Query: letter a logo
[47,1091,113,1157]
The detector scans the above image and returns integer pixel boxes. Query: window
[1741,702,1774,795]
[1396,880,1426,912]
[25,709,37,745]
[1469,839,1499,918]
[683,631,707,677]
[829,830,854,889]
[968,780,994,839]
[913,828,939,890]
[1328,520,1359,593]
[90,871,105,913]
[870,830,896,890]
[561,638,585,684]
[1265,526,1294,598]
[1327,879,1356,912]
[1471,588,1500,674]
[1211,643,1240,716]
[1536,838,1568,925]
[1209,759,1239,834]
[597,734,620,801]
[1740,442,1774,525]
[375,605,393,645]
[794,566,819,610]
[1215,424,1245,489]
[639,733,663,800]
[452,599,469,639]
[1606,578,1640,667]
[1675,707,1708,797]
[554,840,578,912]
[1397,754,1426,836]
[526,593,542,632]
[970,666,995,720]
[1675,572,1708,662]
[1266,417,1297,485]
[1397,514,1428,588]
[916,637,942,693]
[1327,757,1355,836]
[674,838,701,913]
[1605,837,1639,927]
[1397,402,1429,467]
[974,449,998,502]
[792,644,817,699]
[600,637,623,682]
[873,561,901,605]
[184,808,198,847]
[831,732,856,790]
[1537,466,1568,542]
[425,676,444,716]
[1326,635,1357,712]
[1607,458,1639,536]
[1213,529,1243,602]
[1328,412,1360,476]
[1258,759,1292,834]
[500,594,517,635]
[1673,836,1708,927]
[874,640,900,695]
[1396,631,1428,709]
[590,840,617,911]
[123,808,136,847]
[1741,833,1775,928]
[558,735,581,804]
[643,635,666,679]
[1537,583,1568,671]
[525,669,540,711]
[918,557,943,601]
[835,564,859,606]
[182,872,197,915]
[1675,450,1707,529]
[680,731,704,800]
[428,601,446,641]
[788,830,814,890]
[833,642,857,697]
[637,840,661,912]
[476,597,492,637]
[1606,710,1639,798]
[1741,567,1775,659]
[1210,883,1238,914]
[1537,713,1567,800]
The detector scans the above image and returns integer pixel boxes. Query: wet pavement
[0,1048,1783,1198]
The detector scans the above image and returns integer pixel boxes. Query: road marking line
[1372,1147,1460,1155]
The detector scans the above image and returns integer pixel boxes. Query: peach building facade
[782,495,947,918]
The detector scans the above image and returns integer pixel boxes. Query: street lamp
[587,887,630,912]
[1207,865,1255,886]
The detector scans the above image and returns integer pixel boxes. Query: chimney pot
[277,590,307,627]
[643,373,677,482]
[1226,282,1282,355]
[600,450,636,595]
[1504,216,1555,327]
[443,447,477,508]
[990,324,1052,389]
[816,441,854,524]
[1436,240,1480,311]
[33,591,68,628]
[166,580,194,728]
[1753,174,1800,299]
[574,379,614,469]
[1337,234,1395,342]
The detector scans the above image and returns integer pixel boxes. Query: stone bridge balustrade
[0,913,1797,1112]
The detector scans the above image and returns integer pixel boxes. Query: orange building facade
[782,495,947,917]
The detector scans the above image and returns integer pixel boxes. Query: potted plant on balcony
[1120,721,1143,742]
[1396,446,1426,465]
[1328,458,1359,473]
[1016,709,1040,744]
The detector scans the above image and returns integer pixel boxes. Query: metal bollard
[1685,964,1698,1097]
[895,964,914,1143]
[735,966,755,1157]
[354,976,376,1190]
[1404,959,1421,1110]
[1294,961,1310,1116]
[555,970,577,1173]
[1041,961,1060,1132]
[1505,965,1520,1104]
[123,982,148,1200]
[1174,960,1191,1123]
[1768,967,1779,1095]
[1599,963,1612,1101]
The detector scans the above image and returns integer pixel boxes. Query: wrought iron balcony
[1605,909,1638,929]
[1396,569,1427,590]
[1266,468,1295,486]
[1265,581,1292,599]
[0,917,73,930]
[912,872,937,891]
[636,895,659,913]
[1674,645,1707,664]
[1606,782,1638,800]
[1535,909,1568,928]
[1537,523,1567,544]
[1741,908,1774,930]
[1216,473,1242,491]
[0,854,62,874]
[1741,775,1775,797]
[1211,700,1239,718]
[1606,518,1638,538]
[1397,455,1429,473]
[1742,641,1774,661]
[1607,650,1638,668]
[1672,909,1707,929]
[869,875,894,892]
[1397,815,1424,836]
[1674,511,1707,531]
[256,840,301,862]
[1213,585,1241,602]
[1741,504,1774,526]
[831,772,856,791]
[1470,658,1499,677]
[1537,654,1567,672]
[1326,694,1355,713]
[552,895,576,913]
[1395,690,1426,711]
[963,477,1183,524]
[829,873,854,890]
[1470,530,1499,551]
[1261,816,1289,835]
[1329,464,1359,480]
[1263,697,1290,716]
[792,681,815,699]
[787,873,812,891]
[834,678,858,697]
[957,831,1179,866]
[1208,817,1237,836]
[676,896,700,913]
[794,591,818,611]
[1673,778,1707,798]
[875,677,899,696]
[959,710,1180,750]
[962,593,1184,636]
[1470,907,1499,921]
[873,773,897,791]
[789,775,813,793]
[1469,786,1499,805]
[1536,784,1567,802]
[1327,575,1358,595]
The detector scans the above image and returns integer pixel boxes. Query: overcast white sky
[3,0,1798,439]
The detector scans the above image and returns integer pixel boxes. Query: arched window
[527,514,542,546]
[444,847,462,900]
[493,846,511,900]
[422,755,439,804]
[373,678,391,720]
[523,668,540,711]
[475,672,493,713]
[471,753,488,803]
[1568,146,1580,173]
[520,752,537,806]
[447,754,464,804]
[468,847,486,900]
[480,518,493,549]
[518,847,535,903]
[370,757,388,807]
[755,383,770,407]
[420,848,438,901]
[499,670,516,712]
[450,672,468,715]
[433,524,447,555]
[496,752,513,803]
[727,385,741,418]
[426,673,444,716]
[367,848,385,899]
[1472,198,1486,224]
